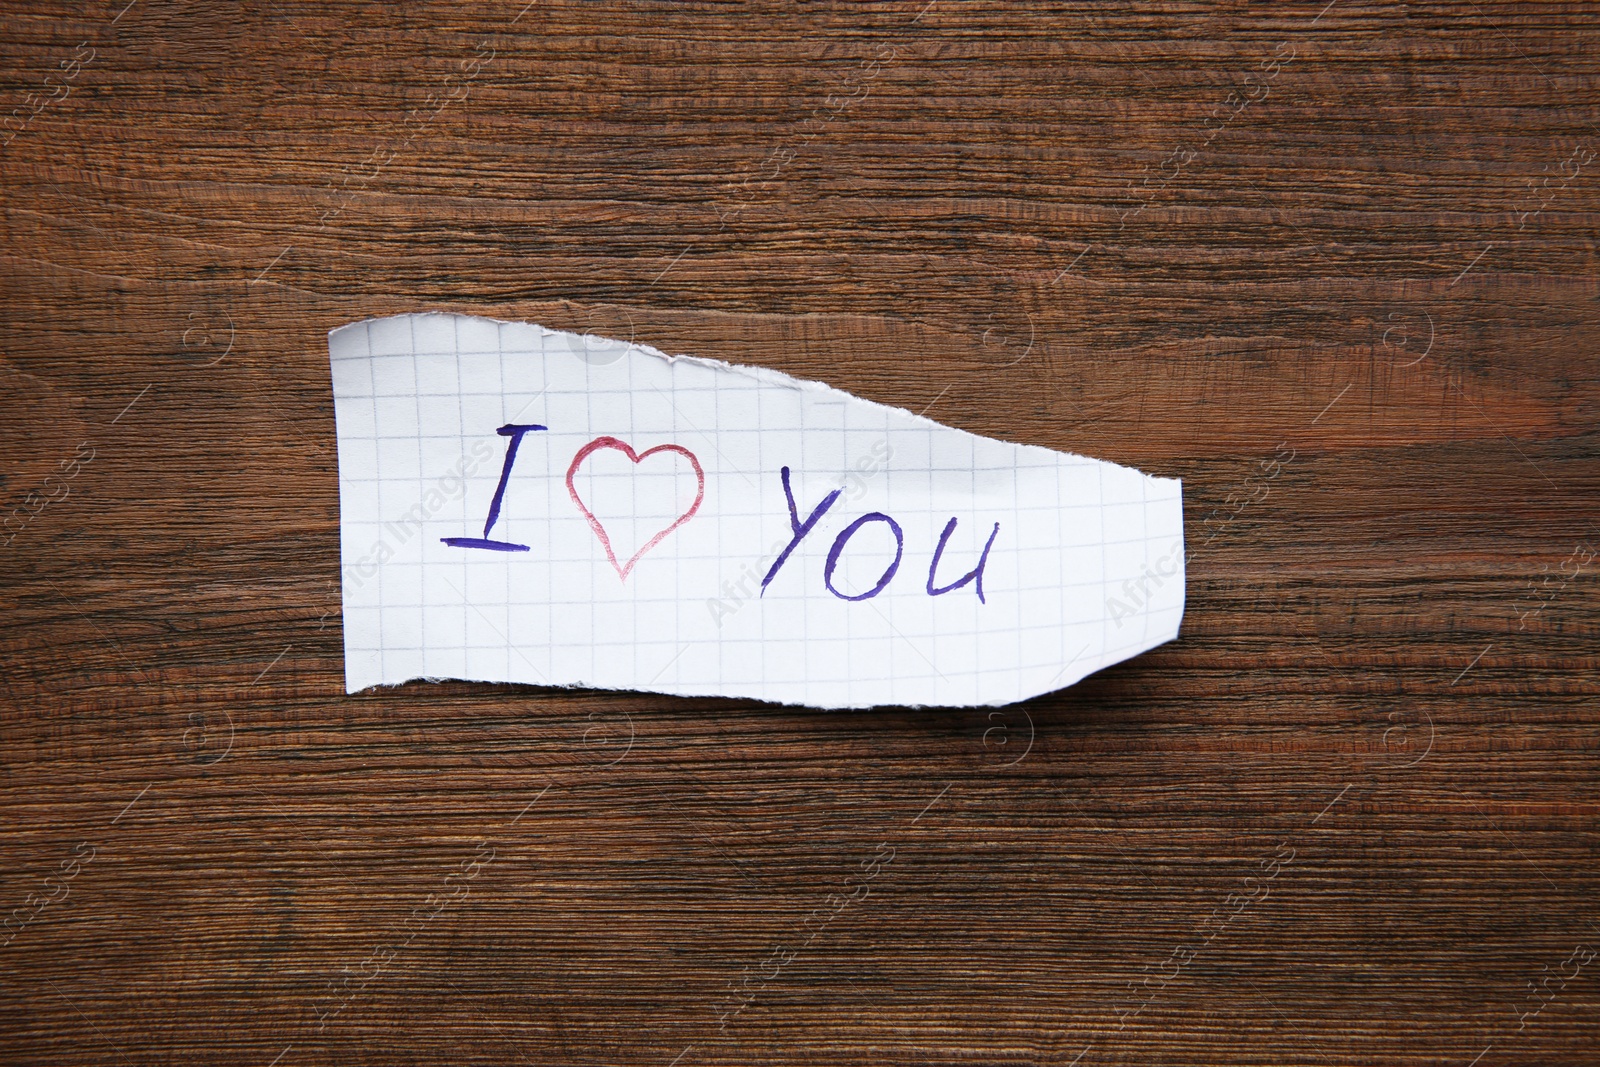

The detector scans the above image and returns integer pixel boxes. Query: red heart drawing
[566,435,706,581]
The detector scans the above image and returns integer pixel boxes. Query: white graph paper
[330,313,1185,708]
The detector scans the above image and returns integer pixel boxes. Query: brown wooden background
[3,1,1599,1063]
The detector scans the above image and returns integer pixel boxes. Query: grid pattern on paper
[330,313,1186,708]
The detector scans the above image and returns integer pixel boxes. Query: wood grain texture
[2,1,1598,1063]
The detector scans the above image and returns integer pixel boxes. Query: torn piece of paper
[330,313,1185,708]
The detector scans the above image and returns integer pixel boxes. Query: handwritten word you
[757,464,1000,604]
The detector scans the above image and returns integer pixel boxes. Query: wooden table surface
[3,1,1598,1063]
